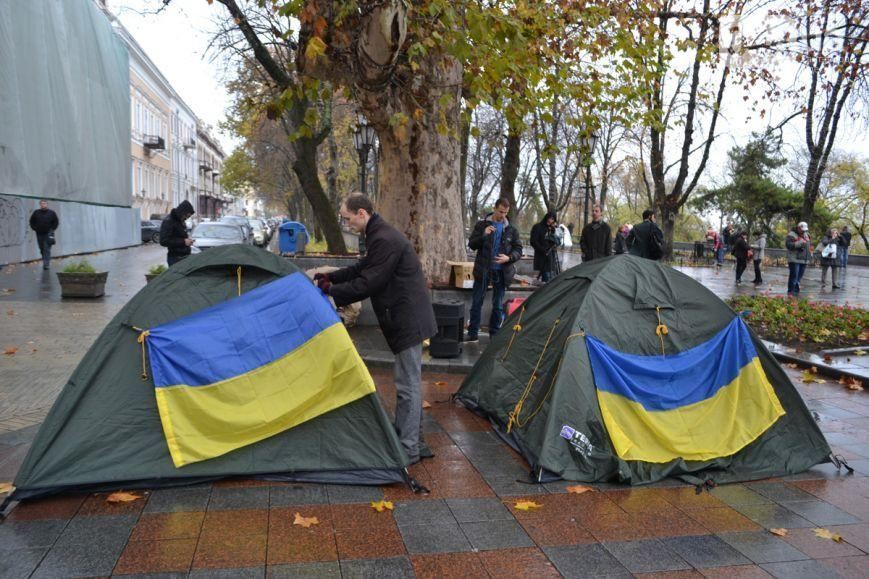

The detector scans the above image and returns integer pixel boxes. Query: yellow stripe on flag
[597,357,785,463]
[155,323,375,467]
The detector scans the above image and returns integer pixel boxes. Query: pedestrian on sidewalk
[160,200,196,266]
[466,198,523,341]
[29,200,59,270]
[579,205,612,262]
[706,227,724,268]
[613,224,630,255]
[314,193,437,464]
[786,221,811,297]
[733,231,750,285]
[751,232,766,284]
[818,228,842,289]
[530,211,560,282]
[839,225,852,268]
[627,209,664,260]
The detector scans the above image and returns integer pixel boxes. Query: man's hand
[494,253,510,265]
[484,225,495,236]
[184,238,195,246]
[314,273,331,294]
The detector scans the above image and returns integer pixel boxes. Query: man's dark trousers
[468,269,506,338]
[36,233,51,268]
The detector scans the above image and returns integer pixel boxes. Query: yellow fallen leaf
[514,500,543,511]
[293,512,320,528]
[106,491,141,503]
[855,350,866,356]
[565,485,593,494]
[0,482,14,495]
[813,528,843,542]
[422,400,432,409]
[371,500,394,512]
[770,528,788,537]
[802,371,825,384]
[3,346,18,356]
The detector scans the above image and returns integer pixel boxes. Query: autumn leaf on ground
[514,500,543,511]
[823,354,833,363]
[855,350,866,356]
[565,485,593,494]
[422,400,432,409]
[770,528,788,537]
[3,346,18,356]
[785,363,799,369]
[845,377,864,392]
[6,310,13,316]
[809,366,818,374]
[813,528,843,542]
[293,512,320,528]
[434,381,447,387]
[802,371,825,384]
[106,491,141,503]
[0,482,13,495]
[371,500,394,512]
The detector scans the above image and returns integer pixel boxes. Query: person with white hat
[785,221,812,297]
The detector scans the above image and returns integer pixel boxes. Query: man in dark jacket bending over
[160,200,195,266]
[315,193,437,463]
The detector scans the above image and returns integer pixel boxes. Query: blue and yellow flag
[587,317,785,463]
[145,271,375,467]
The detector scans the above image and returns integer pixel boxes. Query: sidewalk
[1,244,867,577]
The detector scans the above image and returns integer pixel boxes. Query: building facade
[196,123,227,219]
[170,101,199,212]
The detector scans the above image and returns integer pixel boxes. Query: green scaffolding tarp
[9,246,409,503]
[456,255,833,485]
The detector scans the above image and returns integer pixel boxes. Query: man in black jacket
[579,205,612,262]
[530,212,559,282]
[467,198,523,342]
[160,200,195,266]
[29,200,59,270]
[627,208,664,260]
[315,193,437,463]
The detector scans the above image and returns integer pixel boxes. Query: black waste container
[694,241,705,258]
[430,300,465,359]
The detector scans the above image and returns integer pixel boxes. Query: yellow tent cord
[133,327,151,380]
[506,318,560,433]
[501,306,526,362]
[236,266,242,296]
[507,330,586,433]
[655,306,669,356]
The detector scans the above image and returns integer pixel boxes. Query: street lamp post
[353,116,376,194]
[580,127,599,229]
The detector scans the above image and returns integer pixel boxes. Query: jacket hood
[176,200,195,215]
[485,212,510,227]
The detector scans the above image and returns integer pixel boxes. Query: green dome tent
[6,245,409,505]
[456,255,836,486]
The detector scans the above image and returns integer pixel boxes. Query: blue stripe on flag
[147,271,340,387]
[586,317,758,410]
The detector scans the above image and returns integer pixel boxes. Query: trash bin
[694,241,705,258]
[430,300,465,359]
[279,222,308,254]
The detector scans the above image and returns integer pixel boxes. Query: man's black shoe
[465,334,478,343]
[419,442,435,460]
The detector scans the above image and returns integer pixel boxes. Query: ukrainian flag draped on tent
[144,271,375,467]
[587,317,785,463]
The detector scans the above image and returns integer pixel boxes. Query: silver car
[220,215,253,243]
[191,222,247,251]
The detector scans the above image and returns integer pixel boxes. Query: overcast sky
[111,0,867,189]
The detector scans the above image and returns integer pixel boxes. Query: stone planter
[57,271,108,298]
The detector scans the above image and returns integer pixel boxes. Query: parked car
[220,215,253,243]
[249,221,267,247]
[141,220,161,243]
[190,222,247,251]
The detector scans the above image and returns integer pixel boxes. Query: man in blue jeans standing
[466,198,523,342]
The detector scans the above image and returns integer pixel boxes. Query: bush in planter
[57,259,108,298]
[146,264,167,282]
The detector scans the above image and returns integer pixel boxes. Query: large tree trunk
[355,58,465,284]
[500,127,521,217]
[291,134,346,254]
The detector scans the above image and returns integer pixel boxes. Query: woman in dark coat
[732,230,750,285]
[530,212,559,282]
